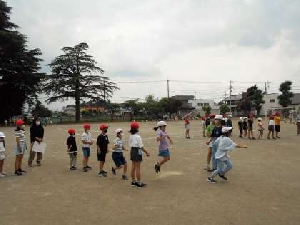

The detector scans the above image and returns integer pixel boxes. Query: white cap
[0,132,5,138]
[157,121,167,127]
[228,115,232,118]
[215,115,223,120]
[257,117,262,121]
[115,128,123,135]
[239,117,243,121]
[222,127,233,133]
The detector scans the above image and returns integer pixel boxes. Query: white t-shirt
[268,120,275,126]
[129,134,143,148]
[0,142,5,152]
[81,132,92,148]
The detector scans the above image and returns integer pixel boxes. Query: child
[97,124,109,177]
[67,129,77,170]
[207,127,247,183]
[274,112,281,138]
[201,117,206,137]
[0,132,6,177]
[81,124,93,172]
[111,128,128,180]
[247,115,255,140]
[242,117,248,137]
[153,121,173,173]
[238,117,243,138]
[267,115,276,140]
[257,118,265,140]
[14,120,26,176]
[184,114,191,139]
[129,122,150,188]
[205,114,215,172]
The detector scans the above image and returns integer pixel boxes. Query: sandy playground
[0,119,300,225]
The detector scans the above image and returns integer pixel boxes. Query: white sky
[6,0,300,110]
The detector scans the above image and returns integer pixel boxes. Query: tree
[159,98,182,115]
[219,104,230,115]
[202,106,211,115]
[31,100,52,117]
[43,42,119,122]
[278,81,293,107]
[0,1,44,122]
[105,101,120,121]
[247,85,265,115]
[123,99,141,121]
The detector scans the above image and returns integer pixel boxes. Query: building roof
[172,95,195,101]
[291,93,300,105]
[224,94,243,101]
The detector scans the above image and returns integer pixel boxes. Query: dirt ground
[0,119,300,225]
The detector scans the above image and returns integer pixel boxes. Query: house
[171,95,195,116]
[81,101,105,114]
[188,99,220,115]
[260,93,281,116]
[224,94,243,115]
[291,93,300,109]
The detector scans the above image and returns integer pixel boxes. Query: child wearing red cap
[97,124,109,177]
[14,120,26,176]
[129,122,150,188]
[81,124,93,172]
[67,129,77,170]
[184,114,191,139]
[267,115,276,140]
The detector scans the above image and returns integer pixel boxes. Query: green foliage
[278,81,293,107]
[31,100,52,117]
[43,42,119,122]
[0,0,44,121]
[238,85,264,115]
[202,106,211,115]
[219,104,230,115]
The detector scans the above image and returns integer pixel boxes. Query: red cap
[68,129,76,134]
[201,116,205,120]
[16,120,24,126]
[130,122,140,129]
[83,124,90,129]
[275,112,280,116]
[99,124,108,131]
[210,114,216,119]
[269,115,275,119]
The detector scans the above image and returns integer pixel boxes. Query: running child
[81,124,93,172]
[0,132,6,177]
[97,124,109,177]
[154,121,173,173]
[129,122,150,188]
[267,115,276,140]
[205,114,215,171]
[111,128,128,180]
[14,120,26,176]
[207,127,247,183]
[184,114,191,139]
[67,129,77,170]
[257,118,265,140]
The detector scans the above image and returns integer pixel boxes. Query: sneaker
[136,182,147,188]
[207,177,217,183]
[131,181,137,187]
[82,167,88,172]
[86,165,92,170]
[18,168,26,173]
[154,163,160,173]
[218,174,228,180]
[102,170,107,174]
[70,167,75,170]
[28,162,32,167]
[122,175,128,180]
[72,166,77,170]
[37,161,41,166]
[99,171,107,177]
[252,137,256,140]
[15,170,22,176]
[272,137,277,140]
[112,167,116,175]
[0,173,5,178]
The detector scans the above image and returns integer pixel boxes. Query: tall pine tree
[43,42,119,122]
[0,0,44,122]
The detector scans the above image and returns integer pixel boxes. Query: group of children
[66,121,172,188]
[237,112,281,140]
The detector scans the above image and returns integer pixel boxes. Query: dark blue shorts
[82,147,90,158]
[112,152,127,167]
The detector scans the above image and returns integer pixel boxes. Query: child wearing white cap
[0,132,6,177]
[111,128,128,180]
[207,127,247,183]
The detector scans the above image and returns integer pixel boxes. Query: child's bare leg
[206,147,212,169]
[135,162,141,182]
[131,162,136,180]
[123,164,127,175]
[19,155,23,169]
[159,157,169,166]
[0,160,3,173]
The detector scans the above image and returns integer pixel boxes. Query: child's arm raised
[236,144,247,148]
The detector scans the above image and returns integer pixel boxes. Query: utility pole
[264,81,270,94]
[167,78,170,99]
[229,80,232,113]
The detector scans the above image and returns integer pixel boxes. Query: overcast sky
[6,0,300,110]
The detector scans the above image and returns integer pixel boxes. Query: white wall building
[188,99,219,115]
[260,93,281,115]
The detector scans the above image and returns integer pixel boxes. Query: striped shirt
[15,130,26,142]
